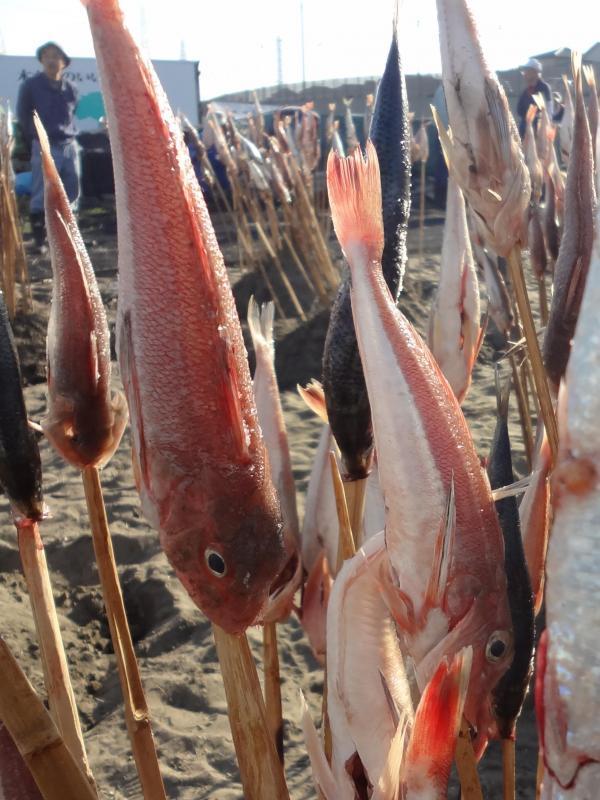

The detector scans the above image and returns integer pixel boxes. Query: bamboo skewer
[506,247,558,461]
[16,521,95,787]
[502,738,516,800]
[535,750,545,799]
[253,220,307,320]
[509,354,534,469]
[418,157,427,263]
[329,452,357,566]
[282,231,318,298]
[0,638,98,800]
[263,622,284,764]
[455,718,484,800]
[213,626,290,800]
[342,479,367,551]
[81,466,166,800]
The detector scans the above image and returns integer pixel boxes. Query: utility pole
[276,37,283,87]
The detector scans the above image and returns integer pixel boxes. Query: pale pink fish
[524,104,544,203]
[298,103,321,176]
[331,120,345,157]
[247,297,302,622]
[327,142,512,754]
[84,0,286,634]
[34,114,127,469]
[428,178,482,403]
[519,427,551,616]
[304,533,415,797]
[435,0,531,257]
[583,65,599,171]
[560,75,575,165]
[537,200,600,797]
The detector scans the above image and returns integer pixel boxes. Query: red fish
[84,0,286,634]
[327,142,512,754]
[34,114,127,469]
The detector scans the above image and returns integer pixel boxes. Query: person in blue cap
[516,57,553,138]
[16,41,79,251]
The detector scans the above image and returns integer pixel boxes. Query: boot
[29,212,45,250]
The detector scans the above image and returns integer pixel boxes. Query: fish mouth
[261,549,302,624]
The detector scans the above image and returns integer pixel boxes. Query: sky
[1,0,597,99]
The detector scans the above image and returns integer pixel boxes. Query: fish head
[0,434,44,523]
[160,477,287,634]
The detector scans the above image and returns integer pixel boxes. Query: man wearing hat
[16,42,79,250]
[516,57,553,138]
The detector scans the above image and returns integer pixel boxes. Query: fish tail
[526,103,538,125]
[247,296,275,361]
[404,648,472,790]
[297,379,328,423]
[299,691,338,800]
[326,141,384,265]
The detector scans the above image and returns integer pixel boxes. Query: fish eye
[485,630,511,662]
[205,548,227,577]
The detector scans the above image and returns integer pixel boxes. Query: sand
[0,204,540,799]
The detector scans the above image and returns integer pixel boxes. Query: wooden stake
[282,231,318,298]
[506,247,558,462]
[17,522,94,787]
[454,718,483,800]
[81,466,166,800]
[418,158,426,263]
[502,738,516,800]
[342,478,367,550]
[263,622,284,764]
[0,638,98,800]
[329,452,356,569]
[535,750,545,799]
[212,626,290,800]
[254,221,306,321]
[509,354,534,470]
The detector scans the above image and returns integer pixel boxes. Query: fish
[487,378,534,740]
[322,21,411,480]
[536,197,600,797]
[0,290,43,523]
[524,104,544,204]
[327,142,512,754]
[247,298,301,622]
[84,0,286,635]
[373,648,472,800]
[560,75,575,164]
[252,90,265,147]
[528,202,548,279]
[543,165,561,264]
[583,65,599,171]
[428,177,482,403]
[343,97,359,152]
[412,122,429,164]
[543,53,597,392]
[435,0,531,257]
[0,723,43,800]
[297,103,321,176]
[519,426,551,615]
[331,121,345,157]
[34,114,128,470]
[324,533,414,795]
[534,93,552,170]
[299,550,332,664]
[547,127,566,224]
[364,92,374,140]
[325,102,336,143]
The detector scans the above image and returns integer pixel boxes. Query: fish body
[543,56,597,391]
[560,75,574,164]
[327,143,512,750]
[247,298,301,621]
[85,0,286,634]
[325,103,336,143]
[529,202,548,279]
[343,98,359,152]
[538,201,600,797]
[535,94,551,169]
[331,121,345,157]
[435,0,530,257]
[322,25,410,480]
[0,292,43,522]
[35,115,127,469]
[487,382,534,739]
[583,65,598,170]
[298,104,321,175]
[428,178,481,403]
[524,104,544,203]
[544,167,561,264]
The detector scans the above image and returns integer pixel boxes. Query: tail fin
[326,141,383,264]
[583,64,597,92]
[371,715,410,800]
[298,379,328,423]
[532,92,545,110]
[247,296,275,361]
[404,648,472,794]
[328,102,336,112]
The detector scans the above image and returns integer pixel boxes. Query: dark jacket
[516,79,552,138]
[16,72,78,145]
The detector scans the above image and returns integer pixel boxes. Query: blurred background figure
[16,41,80,251]
[516,57,553,137]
